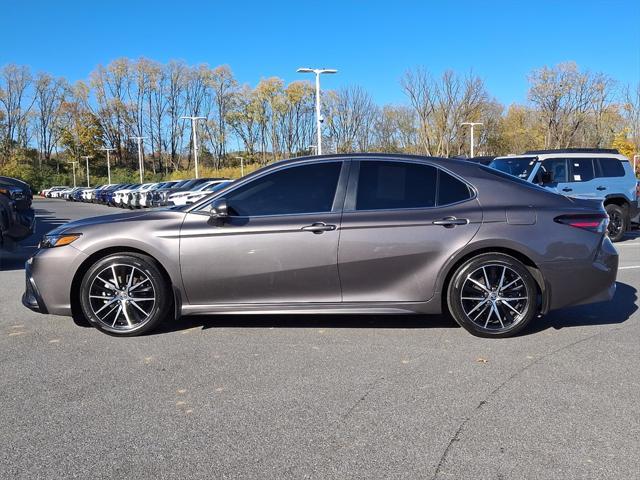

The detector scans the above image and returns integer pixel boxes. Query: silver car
[23,154,618,337]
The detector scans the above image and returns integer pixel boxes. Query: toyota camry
[23,154,618,337]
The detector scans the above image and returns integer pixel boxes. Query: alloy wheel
[460,263,530,332]
[88,263,156,332]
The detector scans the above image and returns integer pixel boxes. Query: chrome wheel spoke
[461,263,529,332]
[88,263,156,332]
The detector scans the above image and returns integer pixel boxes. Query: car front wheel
[79,253,171,336]
[447,253,538,338]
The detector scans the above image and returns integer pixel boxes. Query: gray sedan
[23,154,618,337]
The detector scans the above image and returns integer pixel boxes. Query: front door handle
[432,217,469,228]
[301,222,337,234]
[596,186,607,191]
[562,187,573,192]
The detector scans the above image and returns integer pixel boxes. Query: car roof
[494,152,629,161]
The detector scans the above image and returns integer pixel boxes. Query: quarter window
[225,162,342,216]
[438,170,472,205]
[596,158,625,178]
[356,161,437,210]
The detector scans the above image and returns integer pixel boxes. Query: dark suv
[0,176,35,247]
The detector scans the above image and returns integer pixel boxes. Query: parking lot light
[81,156,92,187]
[182,116,206,179]
[67,161,78,188]
[461,122,483,158]
[234,156,244,177]
[130,137,147,183]
[99,147,116,185]
[296,68,338,155]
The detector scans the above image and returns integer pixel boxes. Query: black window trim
[190,158,349,218]
[345,158,477,214]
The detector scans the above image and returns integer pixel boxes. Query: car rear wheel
[79,253,171,336]
[447,253,538,338]
[605,204,626,242]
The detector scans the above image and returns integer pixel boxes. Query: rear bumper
[540,236,618,312]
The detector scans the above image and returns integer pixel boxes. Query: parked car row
[42,178,233,209]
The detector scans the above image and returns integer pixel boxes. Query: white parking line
[615,243,640,247]
[619,265,640,270]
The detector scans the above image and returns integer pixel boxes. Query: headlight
[39,233,82,248]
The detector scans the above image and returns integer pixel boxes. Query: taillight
[554,213,609,233]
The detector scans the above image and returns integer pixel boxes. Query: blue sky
[2,0,639,106]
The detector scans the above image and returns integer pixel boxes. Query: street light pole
[68,161,78,188]
[100,147,116,184]
[297,67,338,155]
[460,122,483,158]
[81,156,92,187]
[234,156,244,177]
[182,116,206,178]
[130,137,147,183]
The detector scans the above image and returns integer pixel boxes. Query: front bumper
[21,246,88,316]
[22,260,48,313]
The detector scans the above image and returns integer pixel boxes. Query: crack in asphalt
[430,325,626,480]
[341,376,385,422]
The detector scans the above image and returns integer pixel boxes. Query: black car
[0,176,35,247]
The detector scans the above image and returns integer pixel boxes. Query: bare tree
[0,64,36,156]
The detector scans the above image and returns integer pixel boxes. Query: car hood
[52,209,184,235]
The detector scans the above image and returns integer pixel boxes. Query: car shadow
[524,281,637,334]
[149,281,636,336]
[153,311,459,335]
[616,231,640,243]
[0,208,70,271]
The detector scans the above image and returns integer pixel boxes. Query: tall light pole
[81,156,92,187]
[461,122,483,158]
[234,156,245,177]
[99,147,116,184]
[182,116,206,178]
[67,161,78,188]
[297,67,337,155]
[130,136,147,183]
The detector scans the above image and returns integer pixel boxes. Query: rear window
[596,158,626,178]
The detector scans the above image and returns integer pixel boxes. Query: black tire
[79,253,172,336]
[447,253,538,338]
[605,203,627,242]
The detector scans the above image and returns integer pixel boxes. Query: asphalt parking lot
[1,198,639,479]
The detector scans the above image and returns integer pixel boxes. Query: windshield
[489,157,537,180]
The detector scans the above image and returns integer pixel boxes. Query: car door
[338,159,482,303]
[179,160,348,305]
[567,157,599,199]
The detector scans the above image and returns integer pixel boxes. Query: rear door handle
[562,187,573,192]
[432,217,469,228]
[596,186,607,191]
[301,222,337,234]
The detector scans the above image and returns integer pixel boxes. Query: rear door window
[356,161,437,210]
[570,158,595,182]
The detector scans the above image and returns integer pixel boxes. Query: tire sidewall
[447,253,537,338]
[79,253,170,336]
[605,204,626,242]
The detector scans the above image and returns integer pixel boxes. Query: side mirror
[208,198,229,219]
[540,171,554,185]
